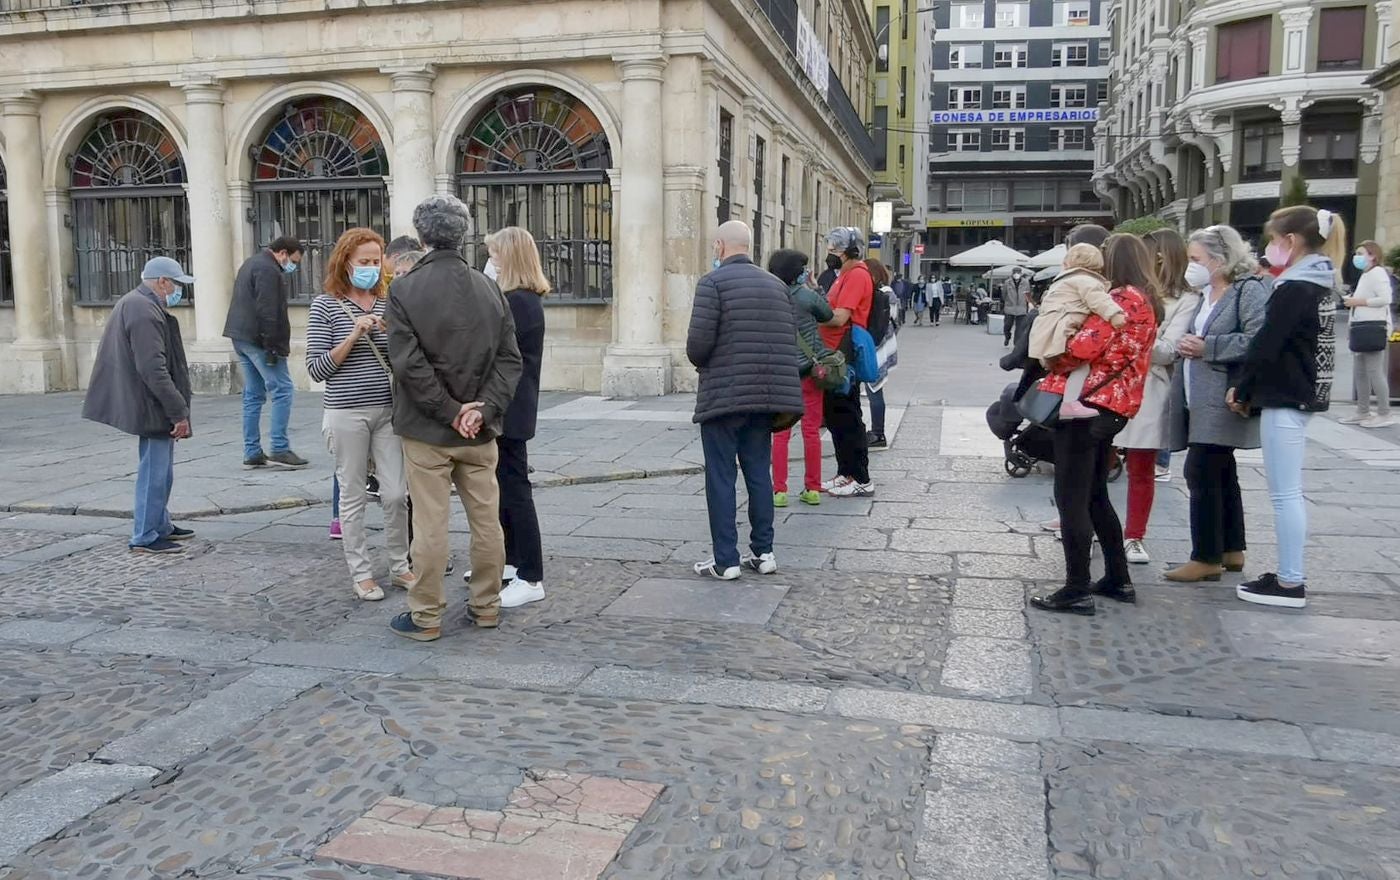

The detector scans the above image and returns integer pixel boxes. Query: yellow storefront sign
[926,218,1005,228]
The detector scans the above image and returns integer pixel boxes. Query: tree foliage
[1279,175,1309,209]
[1112,216,1172,236]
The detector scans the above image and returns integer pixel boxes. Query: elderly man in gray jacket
[82,257,196,555]
[1001,267,1031,346]
[687,220,804,580]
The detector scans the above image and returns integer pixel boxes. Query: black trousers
[824,383,869,484]
[497,437,544,582]
[1003,313,1022,344]
[1184,443,1246,564]
[1052,418,1130,591]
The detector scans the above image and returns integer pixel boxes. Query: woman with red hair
[305,227,415,601]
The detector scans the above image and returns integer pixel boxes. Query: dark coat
[501,287,546,441]
[1000,306,1044,399]
[386,248,523,447]
[790,283,834,375]
[82,285,191,437]
[686,255,805,424]
[1235,277,1333,412]
[224,250,291,355]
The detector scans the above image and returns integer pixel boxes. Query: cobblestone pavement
[2,323,1400,878]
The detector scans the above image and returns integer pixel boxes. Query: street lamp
[876,5,937,64]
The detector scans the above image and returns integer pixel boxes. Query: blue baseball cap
[141,256,195,285]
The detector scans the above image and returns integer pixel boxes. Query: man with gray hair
[386,195,523,641]
[687,220,803,579]
[820,226,875,497]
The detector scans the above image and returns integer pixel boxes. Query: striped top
[305,294,393,410]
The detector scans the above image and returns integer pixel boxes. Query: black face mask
[825,254,842,271]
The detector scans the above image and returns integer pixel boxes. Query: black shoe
[243,452,268,469]
[1092,576,1136,604]
[1237,572,1307,608]
[167,526,196,542]
[366,475,381,500]
[866,433,888,449]
[130,538,184,555]
[1029,586,1096,615]
[267,450,309,469]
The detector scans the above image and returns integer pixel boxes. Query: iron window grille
[456,87,613,302]
[68,111,190,304]
[753,136,766,262]
[0,159,10,305]
[718,110,734,226]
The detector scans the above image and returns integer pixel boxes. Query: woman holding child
[1029,234,1158,615]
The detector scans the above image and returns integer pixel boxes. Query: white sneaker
[821,475,853,493]
[1361,415,1397,428]
[1124,539,1150,565]
[499,577,545,608]
[1153,466,1172,483]
[741,552,778,574]
[1339,413,1370,425]
[464,564,517,584]
[694,559,741,580]
[828,480,874,497]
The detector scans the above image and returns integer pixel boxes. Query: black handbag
[1349,320,1389,353]
[1016,382,1062,427]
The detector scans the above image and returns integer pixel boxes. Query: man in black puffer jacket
[687,220,804,580]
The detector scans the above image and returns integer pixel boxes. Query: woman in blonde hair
[482,226,549,607]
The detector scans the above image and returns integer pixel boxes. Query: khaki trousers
[323,406,409,584]
[402,437,504,628]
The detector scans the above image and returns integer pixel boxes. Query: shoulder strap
[335,298,393,377]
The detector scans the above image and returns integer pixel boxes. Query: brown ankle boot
[1163,560,1224,582]
[1222,551,1245,572]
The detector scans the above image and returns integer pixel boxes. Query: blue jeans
[332,475,340,520]
[1156,449,1171,469]
[868,386,887,436]
[233,339,293,458]
[700,413,776,569]
[131,436,175,547]
[1261,408,1312,584]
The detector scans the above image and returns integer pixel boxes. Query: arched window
[249,97,388,300]
[0,158,11,305]
[456,87,613,301]
[68,111,190,303]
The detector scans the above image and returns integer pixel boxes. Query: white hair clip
[1317,209,1334,238]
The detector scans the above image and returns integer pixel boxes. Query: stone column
[1,93,64,392]
[1274,98,1307,169]
[181,80,238,393]
[1376,2,1393,66]
[601,55,672,398]
[1280,7,1314,76]
[1188,28,1208,90]
[385,66,437,238]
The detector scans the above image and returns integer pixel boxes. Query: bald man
[686,221,804,580]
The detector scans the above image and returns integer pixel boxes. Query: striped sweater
[305,294,393,409]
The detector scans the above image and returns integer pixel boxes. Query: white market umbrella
[984,265,1023,281]
[1033,265,1061,282]
[1027,244,1067,269]
[948,240,1029,267]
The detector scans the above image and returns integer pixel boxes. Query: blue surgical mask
[796,269,811,287]
[350,266,381,290]
[165,286,183,308]
[282,260,299,275]
[1353,254,1371,271]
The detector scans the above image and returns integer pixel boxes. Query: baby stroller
[986,383,1123,480]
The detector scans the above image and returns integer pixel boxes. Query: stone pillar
[1188,28,1209,90]
[602,55,672,398]
[1377,2,1394,66]
[1280,7,1314,76]
[181,80,238,393]
[1275,98,1306,169]
[386,66,437,238]
[1,93,64,392]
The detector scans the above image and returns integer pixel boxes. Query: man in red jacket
[820,227,875,497]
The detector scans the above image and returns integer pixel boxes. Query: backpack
[847,325,880,384]
[865,287,891,344]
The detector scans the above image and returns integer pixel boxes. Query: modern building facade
[869,0,935,271]
[1096,0,1389,246]
[923,0,1113,278]
[0,0,877,395]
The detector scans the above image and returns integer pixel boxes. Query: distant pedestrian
[865,259,897,450]
[1341,239,1394,428]
[768,248,832,508]
[821,227,876,497]
[387,196,523,641]
[893,273,911,326]
[1001,267,1031,346]
[83,257,196,555]
[1230,206,1345,609]
[225,236,308,469]
[687,220,803,579]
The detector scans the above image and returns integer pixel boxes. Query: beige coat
[1115,291,1200,450]
[1028,268,1121,363]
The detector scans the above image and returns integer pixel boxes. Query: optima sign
[932,109,1099,124]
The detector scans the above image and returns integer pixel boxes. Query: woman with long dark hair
[1029,234,1157,615]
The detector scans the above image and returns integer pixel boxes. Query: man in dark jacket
[687,220,803,580]
[223,236,305,469]
[387,195,523,642]
[83,257,196,555]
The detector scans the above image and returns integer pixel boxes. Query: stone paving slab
[1306,725,1400,768]
[0,617,109,646]
[1220,608,1400,667]
[0,762,158,863]
[917,762,1049,880]
[601,576,790,625]
[829,689,1061,741]
[250,641,428,674]
[73,626,269,663]
[1058,707,1316,758]
[577,667,831,713]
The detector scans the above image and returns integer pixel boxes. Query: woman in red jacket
[1031,234,1159,615]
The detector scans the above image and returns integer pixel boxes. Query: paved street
[2,317,1400,879]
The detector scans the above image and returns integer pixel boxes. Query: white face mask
[1183,262,1212,290]
[484,258,499,281]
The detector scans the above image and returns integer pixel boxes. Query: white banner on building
[795,11,830,100]
[932,108,1099,125]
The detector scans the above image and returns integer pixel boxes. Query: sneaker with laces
[130,538,183,555]
[773,492,788,508]
[1153,466,1172,483]
[1338,413,1370,425]
[1237,572,1306,608]
[329,519,342,540]
[267,450,309,468]
[829,480,873,497]
[243,452,268,469]
[167,526,195,541]
[799,489,821,506]
[464,564,517,584]
[390,611,440,642]
[821,475,852,492]
[1361,415,1397,429]
[1124,539,1150,564]
[741,552,778,574]
[499,577,546,608]
[694,558,741,580]
[366,474,381,500]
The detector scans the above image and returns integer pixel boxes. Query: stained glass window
[251,98,387,181]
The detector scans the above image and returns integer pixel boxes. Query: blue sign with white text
[932,108,1099,125]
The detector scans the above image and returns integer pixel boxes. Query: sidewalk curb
[2,465,707,521]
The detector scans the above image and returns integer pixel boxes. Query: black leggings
[497,437,544,582]
[824,383,869,484]
[1184,443,1246,564]
[1052,418,1130,591]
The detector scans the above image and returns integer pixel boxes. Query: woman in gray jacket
[1164,225,1268,583]
[768,248,833,507]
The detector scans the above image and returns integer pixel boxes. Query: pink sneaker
[329,519,342,540]
[1059,398,1098,420]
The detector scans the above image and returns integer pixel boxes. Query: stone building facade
[1096,0,1389,246]
[0,0,876,395]
[1367,0,1400,246]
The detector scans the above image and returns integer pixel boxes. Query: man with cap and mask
[83,257,196,555]
[820,226,876,497]
[1001,266,1031,346]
